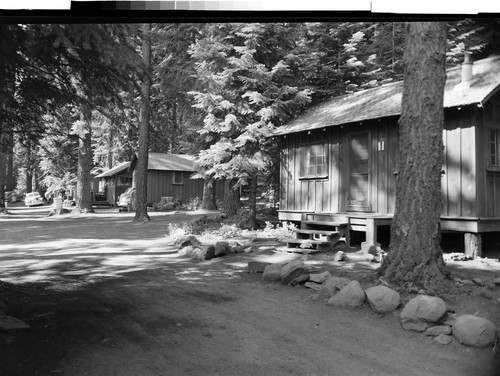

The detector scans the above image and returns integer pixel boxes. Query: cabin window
[299,143,328,179]
[490,129,500,167]
[117,176,132,186]
[172,171,183,185]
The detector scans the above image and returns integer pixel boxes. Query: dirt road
[0,206,499,376]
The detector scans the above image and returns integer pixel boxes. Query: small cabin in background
[273,54,500,256]
[96,152,224,206]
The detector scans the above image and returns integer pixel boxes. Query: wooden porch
[278,210,500,256]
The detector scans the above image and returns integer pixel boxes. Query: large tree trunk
[202,176,217,210]
[246,174,259,229]
[223,178,240,216]
[134,23,152,222]
[378,22,449,292]
[74,105,94,213]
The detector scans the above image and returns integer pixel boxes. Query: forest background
[1,19,499,224]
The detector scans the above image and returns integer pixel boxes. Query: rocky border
[252,260,500,350]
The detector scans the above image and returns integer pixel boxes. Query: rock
[247,261,272,273]
[309,271,331,284]
[190,248,206,261]
[0,315,30,331]
[262,264,282,282]
[320,276,351,298]
[480,290,495,300]
[434,334,454,345]
[291,274,310,286]
[452,315,498,347]
[365,285,401,314]
[178,245,195,257]
[425,325,452,336]
[305,282,322,291]
[204,245,215,260]
[472,278,485,286]
[214,241,231,257]
[327,280,365,308]
[493,277,500,286]
[333,251,347,262]
[442,313,457,327]
[280,261,305,285]
[361,241,381,255]
[232,245,245,253]
[461,279,474,286]
[175,235,201,249]
[400,295,447,332]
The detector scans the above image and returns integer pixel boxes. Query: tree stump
[464,233,481,259]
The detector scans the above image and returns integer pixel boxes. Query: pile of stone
[175,235,248,261]
[251,260,500,349]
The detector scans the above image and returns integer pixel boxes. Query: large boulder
[262,264,283,282]
[175,235,201,249]
[214,241,232,257]
[204,245,215,260]
[365,285,401,314]
[452,315,498,347]
[320,276,351,298]
[309,271,331,284]
[247,261,272,273]
[280,260,305,285]
[400,295,447,332]
[190,247,207,261]
[327,280,365,308]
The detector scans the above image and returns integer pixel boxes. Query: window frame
[298,141,328,180]
[172,171,184,185]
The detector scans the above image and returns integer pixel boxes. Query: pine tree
[190,23,311,228]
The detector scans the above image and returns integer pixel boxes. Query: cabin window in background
[299,143,328,178]
[172,171,183,184]
[117,176,132,186]
[490,129,500,167]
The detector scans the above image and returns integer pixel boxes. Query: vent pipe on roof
[462,52,473,83]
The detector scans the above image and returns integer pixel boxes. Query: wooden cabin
[97,152,225,206]
[274,55,500,255]
[95,161,133,205]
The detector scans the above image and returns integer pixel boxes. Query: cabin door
[347,131,372,212]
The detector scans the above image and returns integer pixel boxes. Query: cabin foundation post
[365,218,376,244]
[464,232,482,259]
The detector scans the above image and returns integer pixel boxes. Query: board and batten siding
[146,170,204,204]
[441,107,478,218]
[478,91,500,217]
[279,119,399,215]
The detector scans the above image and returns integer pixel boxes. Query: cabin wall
[279,119,399,215]
[477,91,500,217]
[146,170,205,204]
[441,107,478,217]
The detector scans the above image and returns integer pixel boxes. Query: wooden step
[303,220,347,227]
[284,238,335,252]
[295,229,340,236]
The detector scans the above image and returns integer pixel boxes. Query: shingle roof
[147,152,195,171]
[96,153,196,178]
[95,161,131,178]
[274,55,500,136]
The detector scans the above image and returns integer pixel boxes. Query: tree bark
[26,140,33,194]
[246,174,259,229]
[378,22,449,292]
[202,176,217,210]
[223,178,240,216]
[74,105,94,213]
[134,23,152,222]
